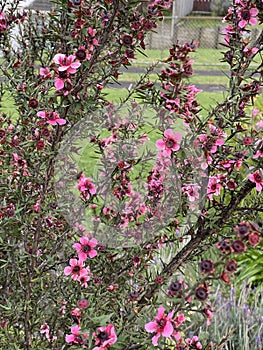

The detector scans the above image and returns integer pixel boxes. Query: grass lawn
[104,88,224,115]
[134,48,260,70]
[135,48,228,69]
[117,71,228,86]
[0,93,17,117]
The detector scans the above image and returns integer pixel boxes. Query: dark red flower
[36,139,45,151]
[121,34,133,46]
[200,260,214,274]
[248,232,261,246]
[226,260,237,273]
[216,240,231,254]
[168,280,182,296]
[231,240,247,253]
[220,272,230,284]
[28,97,39,109]
[195,285,209,301]
[234,222,250,239]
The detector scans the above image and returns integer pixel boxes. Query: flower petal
[145,321,157,333]
[53,53,65,64]
[54,78,64,90]
[152,333,160,346]
[162,321,174,337]
[156,139,165,150]
[88,249,97,258]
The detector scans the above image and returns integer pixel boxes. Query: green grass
[0,93,17,117]
[117,71,228,86]
[197,91,224,111]
[104,88,224,115]
[135,48,228,68]
[135,48,261,70]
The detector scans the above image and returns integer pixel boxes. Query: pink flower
[87,27,99,51]
[93,324,117,350]
[249,170,263,191]
[40,67,51,78]
[65,325,81,344]
[185,335,202,349]
[75,174,97,199]
[207,176,223,199]
[145,306,174,346]
[156,129,182,156]
[195,125,226,155]
[237,6,258,28]
[0,12,7,33]
[53,53,81,74]
[37,110,66,125]
[40,322,50,339]
[64,259,89,281]
[182,184,200,202]
[66,325,88,344]
[73,237,98,261]
[78,273,90,288]
[253,140,263,159]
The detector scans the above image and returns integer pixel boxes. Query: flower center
[241,10,250,21]
[169,281,181,293]
[254,173,262,182]
[98,331,109,341]
[165,139,175,148]
[48,112,56,120]
[195,286,208,301]
[76,49,86,60]
[59,71,67,79]
[205,140,214,151]
[157,318,166,329]
[238,225,249,236]
[73,266,80,273]
[82,245,91,253]
[122,35,133,46]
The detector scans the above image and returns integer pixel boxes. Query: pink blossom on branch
[65,325,88,345]
[75,174,97,200]
[64,258,90,281]
[249,169,263,191]
[37,110,66,126]
[236,4,258,28]
[93,324,117,350]
[39,67,51,78]
[53,53,81,74]
[156,129,182,156]
[0,12,7,33]
[145,306,174,346]
[73,236,98,260]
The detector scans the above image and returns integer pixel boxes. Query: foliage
[0,1,262,350]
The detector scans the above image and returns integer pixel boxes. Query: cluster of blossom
[64,296,117,349]
[145,306,203,348]
[64,234,98,287]
[39,52,82,98]
[66,323,117,350]
[75,173,97,201]
[0,12,7,33]
[216,220,261,283]
[157,42,201,125]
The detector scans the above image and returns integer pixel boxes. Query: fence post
[171,0,176,39]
